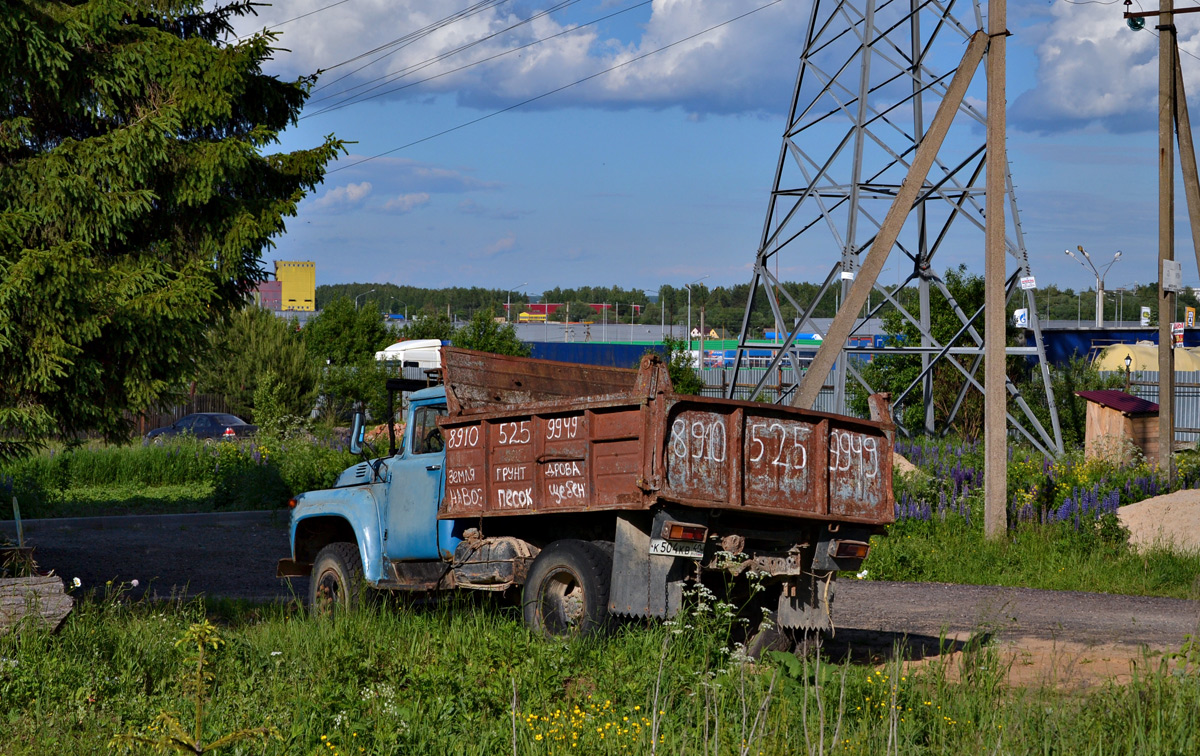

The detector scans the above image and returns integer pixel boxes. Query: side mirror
[349,412,364,455]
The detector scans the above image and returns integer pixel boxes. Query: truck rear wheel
[310,542,362,614]
[523,539,611,638]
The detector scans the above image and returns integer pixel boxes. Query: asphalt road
[5,511,1198,648]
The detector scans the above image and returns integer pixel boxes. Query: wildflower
[130,579,139,588]
[856,570,869,579]
[72,577,82,588]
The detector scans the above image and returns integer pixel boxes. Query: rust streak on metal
[437,349,893,528]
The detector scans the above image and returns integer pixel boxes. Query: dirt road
[5,510,1198,680]
[2,510,308,603]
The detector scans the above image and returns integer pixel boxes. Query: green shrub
[253,371,310,445]
[0,437,355,517]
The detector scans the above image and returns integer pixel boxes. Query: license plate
[649,538,704,560]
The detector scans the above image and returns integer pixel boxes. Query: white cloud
[382,192,431,213]
[332,155,501,193]
[477,232,517,258]
[230,0,1200,134]
[311,181,372,209]
[233,0,811,116]
[1011,2,1200,132]
[457,199,485,215]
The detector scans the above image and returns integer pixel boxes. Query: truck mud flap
[609,511,704,618]
[776,572,835,634]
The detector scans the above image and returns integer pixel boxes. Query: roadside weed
[4,597,1200,754]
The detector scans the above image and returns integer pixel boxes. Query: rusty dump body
[437,347,894,527]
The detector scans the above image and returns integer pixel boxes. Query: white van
[374,339,444,369]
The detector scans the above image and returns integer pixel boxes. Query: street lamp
[1124,353,1133,393]
[354,289,376,311]
[385,297,408,321]
[1065,246,1121,327]
[507,282,527,322]
[684,275,709,345]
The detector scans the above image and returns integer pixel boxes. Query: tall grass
[863,514,1200,599]
[0,438,355,518]
[3,593,1199,755]
[873,436,1200,598]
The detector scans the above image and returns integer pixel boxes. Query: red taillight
[223,427,236,438]
[662,522,708,542]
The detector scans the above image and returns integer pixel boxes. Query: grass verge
[26,483,216,518]
[861,515,1200,600]
[1,438,354,519]
[3,592,1200,755]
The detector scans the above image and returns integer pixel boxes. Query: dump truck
[278,347,894,641]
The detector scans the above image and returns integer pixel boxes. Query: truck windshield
[411,405,448,455]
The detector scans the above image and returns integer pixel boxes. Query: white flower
[72,577,82,588]
[856,570,869,579]
[130,579,139,588]
[270,651,282,656]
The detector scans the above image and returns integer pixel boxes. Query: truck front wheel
[523,540,611,638]
[310,542,362,614]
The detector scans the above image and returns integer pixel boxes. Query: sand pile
[1118,488,1200,553]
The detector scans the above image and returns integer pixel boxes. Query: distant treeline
[317,276,1192,338]
[316,281,850,336]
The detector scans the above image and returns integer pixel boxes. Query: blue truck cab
[278,386,462,604]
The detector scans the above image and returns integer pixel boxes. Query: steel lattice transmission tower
[728,0,1062,455]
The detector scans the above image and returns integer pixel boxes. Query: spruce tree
[0,1,342,459]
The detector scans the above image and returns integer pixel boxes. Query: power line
[328,0,786,174]
[319,0,511,76]
[267,0,355,29]
[312,0,512,95]
[234,0,355,41]
[310,0,580,106]
[305,0,652,118]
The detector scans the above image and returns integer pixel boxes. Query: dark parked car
[143,413,258,445]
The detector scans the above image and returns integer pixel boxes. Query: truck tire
[310,542,362,614]
[523,539,612,638]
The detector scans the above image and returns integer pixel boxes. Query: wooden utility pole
[1176,53,1200,274]
[1159,0,1176,479]
[984,0,1008,539]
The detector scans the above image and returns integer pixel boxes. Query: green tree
[397,312,454,341]
[659,336,704,395]
[252,370,309,444]
[452,308,531,356]
[196,307,318,420]
[0,1,341,460]
[303,297,393,365]
[849,266,994,435]
[316,358,392,425]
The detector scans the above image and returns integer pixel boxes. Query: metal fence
[697,367,844,414]
[1098,370,1200,442]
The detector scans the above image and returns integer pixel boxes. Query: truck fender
[288,487,385,584]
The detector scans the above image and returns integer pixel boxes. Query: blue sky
[228,0,1200,298]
